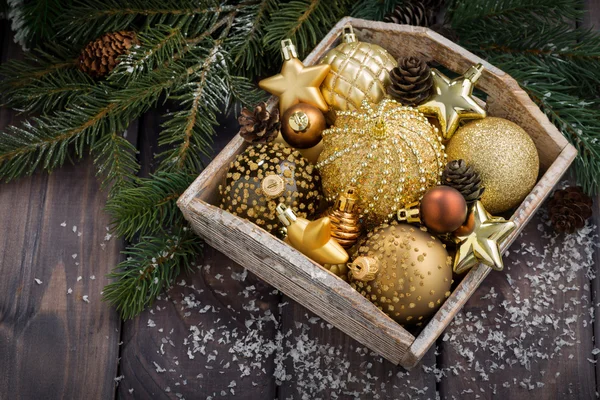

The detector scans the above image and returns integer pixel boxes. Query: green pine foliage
[1,0,599,318]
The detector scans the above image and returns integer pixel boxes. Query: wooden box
[178,17,577,368]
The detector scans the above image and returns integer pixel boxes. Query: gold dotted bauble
[446,117,539,214]
[320,25,397,111]
[316,99,446,228]
[348,223,453,326]
[219,143,321,234]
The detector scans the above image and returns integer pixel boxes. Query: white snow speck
[34,278,42,285]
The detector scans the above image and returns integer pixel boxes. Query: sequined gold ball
[446,117,539,214]
[349,223,453,325]
[219,143,321,234]
[317,99,446,227]
[320,26,397,111]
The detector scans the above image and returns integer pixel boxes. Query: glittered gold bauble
[320,25,397,111]
[219,143,321,234]
[417,64,487,141]
[348,223,453,325]
[317,99,446,227]
[446,117,539,214]
[281,103,326,149]
[276,204,349,265]
[259,40,329,115]
[420,186,467,234]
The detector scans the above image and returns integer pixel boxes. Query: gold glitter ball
[446,117,539,214]
[319,25,397,111]
[349,223,453,326]
[316,99,446,227]
[219,143,322,234]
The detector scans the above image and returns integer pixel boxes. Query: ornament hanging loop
[342,25,357,43]
[280,39,298,61]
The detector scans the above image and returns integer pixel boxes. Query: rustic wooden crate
[178,17,577,368]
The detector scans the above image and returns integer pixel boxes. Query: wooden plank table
[1,6,600,399]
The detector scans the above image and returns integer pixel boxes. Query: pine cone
[79,31,138,78]
[548,186,593,233]
[441,160,485,203]
[384,2,433,27]
[238,102,280,144]
[388,57,433,106]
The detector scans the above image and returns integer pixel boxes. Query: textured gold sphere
[349,223,453,325]
[219,143,321,234]
[320,37,397,111]
[316,99,446,227]
[446,117,539,214]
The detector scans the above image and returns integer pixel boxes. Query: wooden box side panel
[181,199,415,365]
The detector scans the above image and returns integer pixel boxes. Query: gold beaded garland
[446,117,539,214]
[348,223,453,325]
[316,98,446,227]
[219,143,322,234]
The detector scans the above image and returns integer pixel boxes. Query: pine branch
[93,129,140,195]
[5,0,70,46]
[102,227,202,319]
[105,171,194,241]
[350,0,404,21]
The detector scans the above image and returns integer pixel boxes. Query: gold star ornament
[418,64,487,141]
[258,39,330,115]
[453,200,516,274]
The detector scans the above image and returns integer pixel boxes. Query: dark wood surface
[1,7,600,400]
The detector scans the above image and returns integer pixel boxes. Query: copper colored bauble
[317,99,446,227]
[281,103,326,149]
[453,208,475,236]
[446,117,539,214]
[276,204,349,265]
[348,223,453,325]
[219,143,321,234]
[420,186,467,234]
[320,25,397,111]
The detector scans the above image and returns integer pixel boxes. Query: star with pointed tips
[418,65,487,141]
[453,200,516,274]
[258,58,330,115]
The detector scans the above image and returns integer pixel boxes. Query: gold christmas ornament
[317,98,446,227]
[446,117,540,214]
[219,143,321,234]
[276,204,349,265]
[325,187,364,249]
[349,223,453,325]
[281,103,326,149]
[418,64,487,141]
[259,39,330,114]
[453,201,517,274]
[320,25,397,111]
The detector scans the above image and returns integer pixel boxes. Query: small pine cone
[388,57,433,106]
[384,1,433,27]
[79,31,138,78]
[548,186,593,233]
[238,102,280,144]
[441,160,485,203]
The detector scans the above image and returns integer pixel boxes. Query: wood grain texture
[0,26,122,400]
[179,17,577,368]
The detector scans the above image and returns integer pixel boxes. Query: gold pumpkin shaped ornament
[348,223,453,325]
[316,99,446,227]
[320,25,397,111]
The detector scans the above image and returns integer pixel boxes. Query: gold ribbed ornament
[349,223,453,325]
[325,187,364,249]
[316,99,446,227]
[320,25,397,111]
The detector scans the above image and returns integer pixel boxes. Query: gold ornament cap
[464,63,484,83]
[335,187,360,213]
[397,201,421,224]
[342,25,357,43]
[276,203,297,227]
[348,256,379,282]
[261,175,286,198]
[288,111,310,132]
[280,39,298,61]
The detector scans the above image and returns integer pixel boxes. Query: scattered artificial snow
[82,295,89,303]
[34,278,42,285]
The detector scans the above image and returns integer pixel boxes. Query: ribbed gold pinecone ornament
[441,159,485,204]
[325,188,363,249]
[388,57,433,106]
[238,102,281,144]
[548,187,593,233]
[79,31,138,78]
